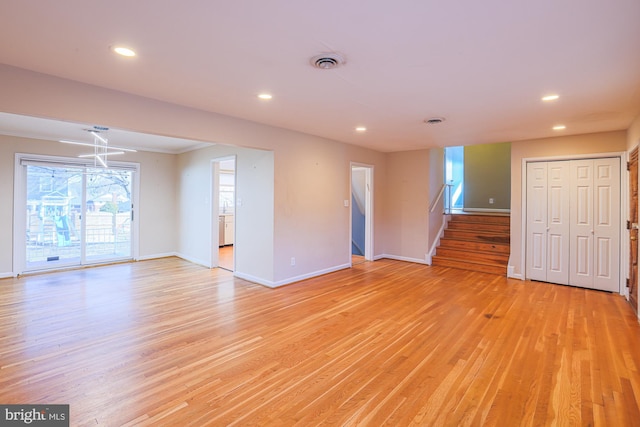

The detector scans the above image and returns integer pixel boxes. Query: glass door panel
[85,168,132,262]
[25,165,83,269]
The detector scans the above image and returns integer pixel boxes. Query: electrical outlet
[489,198,494,204]
[291,257,296,266]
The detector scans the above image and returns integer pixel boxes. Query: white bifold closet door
[526,161,571,285]
[526,158,620,292]
[570,158,620,291]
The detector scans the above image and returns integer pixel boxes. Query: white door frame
[350,162,374,263]
[521,151,627,294]
[210,155,236,269]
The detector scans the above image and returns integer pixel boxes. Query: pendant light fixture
[59,126,137,167]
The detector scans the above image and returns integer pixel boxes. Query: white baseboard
[507,265,524,280]
[0,271,15,279]
[273,263,351,288]
[136,252,179,261]
[236,263,352,288]
[233,271,275,287]
[379,254,428,265]
[174,253,211,268]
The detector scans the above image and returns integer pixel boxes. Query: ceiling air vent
[424,117,446,125]
[310,53,345,69]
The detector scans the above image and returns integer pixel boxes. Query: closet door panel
[546,161,570,285]
[526,163,548,281]
[531,233,545,273]
[570,160,595,288]
[575,236,591,275]
[593,158,620,292]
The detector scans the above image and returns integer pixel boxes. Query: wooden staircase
[432,214,510,275]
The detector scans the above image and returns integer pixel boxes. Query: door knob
[631,236,637,241]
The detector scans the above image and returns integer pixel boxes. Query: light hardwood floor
[218,245,233,271]
[1,258,639,426]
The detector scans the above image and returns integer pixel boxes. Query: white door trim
[350,162,374,263]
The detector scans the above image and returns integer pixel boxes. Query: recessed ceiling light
[542,94,560,102]
[257,93,273,100]
[355,126,367,132]
[113,46,136,57]
[553,125,566,130]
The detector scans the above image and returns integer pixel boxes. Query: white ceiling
[0,0,639,153]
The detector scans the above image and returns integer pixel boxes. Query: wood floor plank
[1,257,640,426]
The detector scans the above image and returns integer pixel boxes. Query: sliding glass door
[25,165,83,269]
[19,156,136,273]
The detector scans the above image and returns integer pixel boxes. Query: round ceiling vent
[310,53,345,69]
[424,117,446,125]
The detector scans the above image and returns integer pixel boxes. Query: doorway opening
[444,146,464,212]
[212,157,236,271]
[351,163,373,265]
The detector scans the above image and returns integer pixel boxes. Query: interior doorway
[211,157,236,271]
[444,146,464,211]
[351,163,373,264]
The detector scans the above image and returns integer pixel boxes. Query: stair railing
[429,183,453,214]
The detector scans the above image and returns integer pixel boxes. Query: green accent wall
[464,142,511,210]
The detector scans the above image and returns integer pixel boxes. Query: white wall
[0,134,177,276]
[384,150,431,263]
[176,144,275,284]
[427,147,445,262]
[136,150,178,259]
[176,134,389,287]
[269,132,387,284]
[629,113,640,151]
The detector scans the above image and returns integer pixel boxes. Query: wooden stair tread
[447,222,510,231]
[448,215,510,225]
[438,239,510,255]
[443,230,510,245]
[431,256,507,275]
[435,247,509,263]
[439,235,510,244]
[432,254,506,267]
[444,228,509,236]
